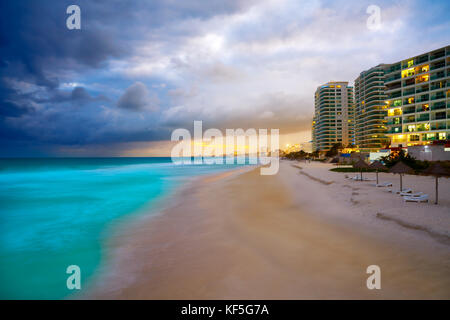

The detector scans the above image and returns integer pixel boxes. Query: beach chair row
[346,176,429,203]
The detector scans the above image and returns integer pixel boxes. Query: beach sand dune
[86,161,450,299]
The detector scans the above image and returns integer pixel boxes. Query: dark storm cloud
[71,87,95,101]
[0,1,125,88]
[0,0,127,152]
[117,82,159,112]
[34,87,109,104]
[0,83,35,117]
[0,0,258,156]
[0,0,252,86]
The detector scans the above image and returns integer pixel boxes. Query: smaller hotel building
[312,81,355,151]
[384,46,450,148]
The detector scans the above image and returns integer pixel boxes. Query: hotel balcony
[416,124,430,132]
[415,95,429,103]
[416,104,430,112]
[403,88,415,96]
[430,83,446,91]
[416,86,429,93]
[385,74,401,84]
[430,62,446,71]
[422,133,448,142]
[403,107,416,114]
[416,55,429,64]
[431,101,446,111]
[387,119,402,125]
[387,109,403,117]
[430,92,446,100]
[432,112,447,121]
[403,116,416,124]
[430,71,445,81]
[430,50,446,61]
[416,114,430,122]
[385,84,402,92]
[385,63,401,75]
[387,91,402,99]
[387,127,402,134]
[430,122,447,130]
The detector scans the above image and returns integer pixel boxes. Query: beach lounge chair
[388,188,412,194]
[400,191,424,197]
[353,176,374,182]
[404,194,429,203]
[376,182,392,187]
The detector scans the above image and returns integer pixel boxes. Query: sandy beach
[85,161,450,299]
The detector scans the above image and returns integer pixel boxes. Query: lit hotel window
[401,67,415,78]
[416,74,429,83]
[420,65,429,73]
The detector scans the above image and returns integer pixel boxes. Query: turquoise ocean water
[0,157,244,299]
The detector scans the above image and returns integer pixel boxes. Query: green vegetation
[284,150,308,160]
[283,150,323,161]
[329,151,450,175]
[311,150,320,158]
[380,149,429,171]
[325,143,343,158]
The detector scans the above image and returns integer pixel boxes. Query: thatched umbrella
[353,159,370,181]
[369,160,387,185]
[423,162,450,205]
[388,161,413,191]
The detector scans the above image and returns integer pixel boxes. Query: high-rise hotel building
[354,64,390,151]
[384,46,450,147]
[312,81,355,151]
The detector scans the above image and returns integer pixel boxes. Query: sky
[0,0,449,157]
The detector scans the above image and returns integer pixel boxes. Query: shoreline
[78,165,256,299]
[83,161,450,299]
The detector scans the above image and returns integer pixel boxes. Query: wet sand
[85,161,450,299]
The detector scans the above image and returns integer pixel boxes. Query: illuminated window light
[402,67,415,78]
[420,65,429,72]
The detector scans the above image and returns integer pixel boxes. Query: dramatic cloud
[0,0,449,156]
[117,82,159,112]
